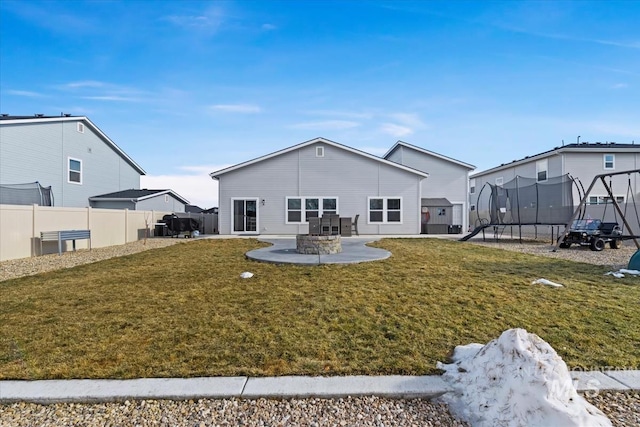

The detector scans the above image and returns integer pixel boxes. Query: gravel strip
[0,396,469,427]
[465,237,639,270]
[0,238,186,282]
[583,390,640,427]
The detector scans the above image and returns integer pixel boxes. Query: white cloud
[6,90,44,97]
[81,95,142,102]
[140,164,230,209]
[389,113,426,128]
[380,123,413,137]
[163,6,225,32]
[63,80,107,89]
[262,23,277,30]
[210,104,262,113]
[356,146,389,156]
[611,83,628,89]
[289,120,361,130]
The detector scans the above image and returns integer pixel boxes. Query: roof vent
[64,113,72,117]
[35,113,44,117]
[1,114,8,117]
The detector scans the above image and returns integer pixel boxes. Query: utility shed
[421,197,455,234]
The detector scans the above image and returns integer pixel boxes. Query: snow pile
[531,278,563,287]
[436,328,611,427]
[605,268,640,278]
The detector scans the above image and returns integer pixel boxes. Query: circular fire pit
[296,234,342,255]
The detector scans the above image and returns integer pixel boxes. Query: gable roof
[384,140,476,170]
[0,115,146,175]
[210,137,430,179]
[471,142,640,178]
[89,189,189,204]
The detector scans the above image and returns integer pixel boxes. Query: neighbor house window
[495,177,504,186]
[286,197,338,223]
[68,157,82,184]
[536,159,548,182]
[603,154,615,170]
[164,195,169,203]
[588,195,625,205]
[77,122,85,133]
[437,208,446,216]
[470,178,476,194]
[368,197,402,223]
[316,146,324,157]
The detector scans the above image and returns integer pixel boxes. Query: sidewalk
[1,371,638,404]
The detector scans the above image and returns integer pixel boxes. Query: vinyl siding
[137,195,186,212]
[217,143,423,235]
[0,120,141,207]
[386,145,471,230]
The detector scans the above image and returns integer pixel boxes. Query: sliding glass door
[232,198,258,233]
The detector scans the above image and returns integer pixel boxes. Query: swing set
[553,169,640,269]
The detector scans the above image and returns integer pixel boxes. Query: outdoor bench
[40,230,91,256]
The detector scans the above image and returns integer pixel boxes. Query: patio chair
[330,214,340,235]
[320,215,332,235]
[352,214,359,236]
[308,217,321,235]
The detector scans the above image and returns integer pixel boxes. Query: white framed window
[536,159,548,182]
[285,196,338,223]
[495,177,504,186]
[603,154,615,170]
[368,197,402,224]
[470,178,476,194]
[68,157,82,184]
[77,122,85,133]
[316,146,324,157]
[437,208,446,216]
[588,195,625,205]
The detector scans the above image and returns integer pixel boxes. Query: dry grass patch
[1,238,638,379]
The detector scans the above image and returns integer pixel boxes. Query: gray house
[0,114,145,207]
[89,189,189,212]
[469,142,640,233]
[210,137,431,235]
[384,141,475,233]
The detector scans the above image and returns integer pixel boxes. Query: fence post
[125,208,129,243]
[32,204,37,257]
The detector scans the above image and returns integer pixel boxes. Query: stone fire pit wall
[296,234,342,255]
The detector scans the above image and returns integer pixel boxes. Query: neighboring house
[185,204,204,213]
[0,114,145,207]
[469,142,640,231]
[210,137,473,236]
[384,141,475,233]
[89,189,189,212]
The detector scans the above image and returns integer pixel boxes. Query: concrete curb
[1,372,638,404]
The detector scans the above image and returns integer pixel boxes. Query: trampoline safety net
[474,175,574,226]
[0,182,54,206]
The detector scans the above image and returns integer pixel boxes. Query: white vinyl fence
[0,204,172,261]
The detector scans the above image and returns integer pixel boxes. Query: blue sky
[1,1,639,208]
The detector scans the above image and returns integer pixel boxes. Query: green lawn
[1,238,638,380]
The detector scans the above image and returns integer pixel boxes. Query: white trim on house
[603,154,615,170]
[210,137,430,180]
[67,157,83,185]
[285,196,339,224]
[383,141,476,170]
[1,116,146,175]
[367,196,403,224]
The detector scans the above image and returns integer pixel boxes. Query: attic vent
[316,146,324,157]
[77,122,85,133]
